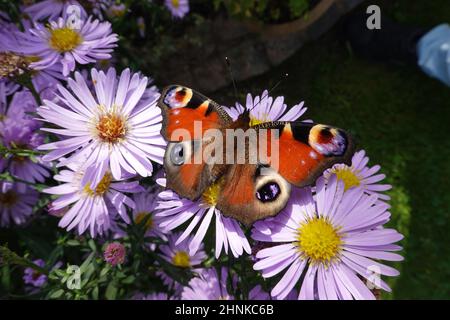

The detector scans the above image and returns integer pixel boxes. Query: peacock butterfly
[158,85,355,226]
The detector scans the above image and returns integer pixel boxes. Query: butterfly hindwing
[253,121,354,187]
[216,163,291,226]
[164,138,228,200]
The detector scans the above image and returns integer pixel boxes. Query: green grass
[214,0,450,299]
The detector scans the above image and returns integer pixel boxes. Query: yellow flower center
[0,190,18,207]
[96,112,127,143]
[297,217,342,265]
[134,212,154,230]
[172,251,190,268]
[202,179,223,207]
[84,172,112,196]
[171,0,180,8]
[249,113,270,127]
[331,167,361,191]
[49,27,82,53]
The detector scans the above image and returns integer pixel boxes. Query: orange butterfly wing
[216,122,354,225]
[255,121,354,187]
[159,85,231,141]
[158,85,231,199]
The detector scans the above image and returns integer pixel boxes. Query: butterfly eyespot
[256,181,281,203]
[309,124,347,156]
[164,86,193,109]
[170,143,185,166]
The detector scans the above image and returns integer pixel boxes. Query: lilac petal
[344,229,404,247]
[256,243,296,259]
[189,207,214,255]
[271,258,305,299]
[340,255,392,292]
[215,211,228,257]
[260,255,298,278]
[254,247,297,270]
[175,208,203,244]
[336,263,376,300]
[342,251,400,277]
[318,265,339,300]
[298,264,317,300]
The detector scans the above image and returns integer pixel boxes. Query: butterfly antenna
[248,73,289,112]
[225,57,239,104]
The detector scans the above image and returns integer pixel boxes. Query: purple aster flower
[226,90,307,124]
[0,21,63,100]
[0,118,50,184]
[23,0,87,21]
[160,232,207,268]
[157,231,207,295]
[113,186,167,245]
[249,285,271,300]
[0,20,21,53]
[248,285,298,300]
[103,242,126,266]
[252,176,403,300]
[18,15,118,75]
[0,80,19,109]
[44,161,143,237]
[0,91,50,184]
[165,0,189,19]
[0,181,38,227]
[47,201,68,217]
[133,188,167,238]
[23,259,47,288]
[37,68,166,188]
[105,3,127,18]
[0,80,19,116]
[323,149,392,201]
[0,90,38,122]
[30,63,65,101]
[156,178,251,258]
[181,267,235,300]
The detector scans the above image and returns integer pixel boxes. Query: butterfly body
[158,85,354,226]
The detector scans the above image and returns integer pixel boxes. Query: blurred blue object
[417,24,450,86]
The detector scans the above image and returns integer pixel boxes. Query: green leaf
[121,275,135,284]
[1,265,11,292]
[92,286,99,300]
[288,0,309,18]
[49,289,64,299]
[88,239,96,252]
[105,282,118,300]
[66,240,81,247]
[79,252,95,273]
[100,266,111,278]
